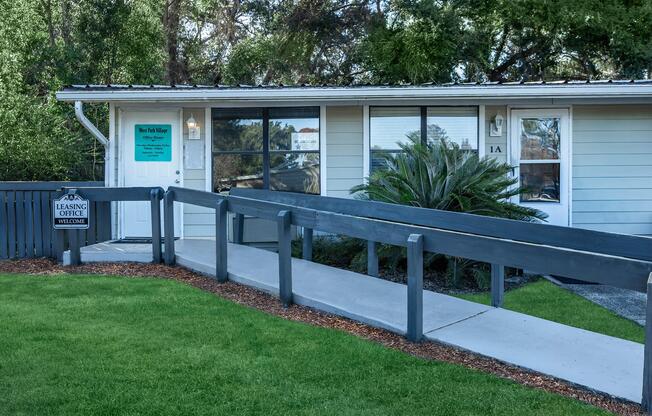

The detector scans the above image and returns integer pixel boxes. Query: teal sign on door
[135,124,172,162]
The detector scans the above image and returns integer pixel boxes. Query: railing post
[367,240,378,277]
[150,188,162,263]
[68,229,81,266]
[215,199,228,282]
[163,190,175,265]
[642,273,652,412]
[407,233,424,342]
[234,213,244,244]
[491,263,505,307]
[277,210,292,307]
[302,227,313,261]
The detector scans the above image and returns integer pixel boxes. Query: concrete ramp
[69,238,645,403]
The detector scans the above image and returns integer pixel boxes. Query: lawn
[458,279,644,343]
[0,273,610,416]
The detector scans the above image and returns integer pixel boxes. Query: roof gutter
[57,84,652,103]
[74,101,108,147]
[75,101,110,186]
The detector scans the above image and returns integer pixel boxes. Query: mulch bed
[0,258,643,416]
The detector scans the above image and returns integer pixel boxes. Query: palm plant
[351,137,545,288]
[352,137,546,221]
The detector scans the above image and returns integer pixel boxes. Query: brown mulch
[0,258,643,416]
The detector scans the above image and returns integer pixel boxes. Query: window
[213,108,264,191]
[212,107,320,194]
[369,107,421,171]
[518,117,561,203]
[427,107,478,150]
[369,106,479,172]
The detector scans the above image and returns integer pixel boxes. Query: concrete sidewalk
[69,238,645,403]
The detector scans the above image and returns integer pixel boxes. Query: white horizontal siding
[572,105,652,235]
[182,108,214,238]
[326,106,364,198]
[573,223,652,235]
[574,142,652,154]
[573,177,652,189]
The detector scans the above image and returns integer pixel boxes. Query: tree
[3,0,652,181]
[362,0,652,83]
[0,0,165,181]
[223,0,375,85]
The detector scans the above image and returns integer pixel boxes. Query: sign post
[53,190,90,265]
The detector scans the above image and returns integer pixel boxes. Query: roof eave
[55,84,652,103]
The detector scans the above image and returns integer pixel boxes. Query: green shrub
[293,235,367,272]
[352,137,545,221]
[349,137,545,289]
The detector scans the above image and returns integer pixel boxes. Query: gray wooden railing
[0,181,110,260]
[230,188,652,307]
[62,186,164,265]
[39,185,652,411]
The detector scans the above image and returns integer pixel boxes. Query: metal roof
[61,79,652,91]
[56,79,652,103]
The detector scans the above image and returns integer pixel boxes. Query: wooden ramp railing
[46,185,652,412]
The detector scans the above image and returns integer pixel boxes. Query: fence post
[68,229,81,266]
[277,210,292,307]
[491,264,505,307]
[234,213,244,244]
[54,229,65,262]
[368,240,378,277]
[302,227,313,261]
[150,188,162,263]
[215,199,228,282]
[163,190,175,265]
[407,233,424,342]
[642,273,652,412]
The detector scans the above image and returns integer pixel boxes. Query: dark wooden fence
[0,182,111,260]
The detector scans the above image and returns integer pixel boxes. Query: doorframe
[507,106,573,226]
[117,107,184,239]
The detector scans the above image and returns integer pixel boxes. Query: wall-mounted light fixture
[490,114,504,137]
[186,114,197,130]
[186,113,200,140]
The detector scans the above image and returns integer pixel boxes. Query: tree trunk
[164,0,182,84]
[42,0,55,47]
[60,0,72,48]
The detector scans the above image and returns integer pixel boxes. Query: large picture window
[370,106,479,172]
[213,107,320,194]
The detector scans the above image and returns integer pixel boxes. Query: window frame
[212,106,321,194]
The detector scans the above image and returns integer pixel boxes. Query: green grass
[0,274,611,416]
[458,279,644,343]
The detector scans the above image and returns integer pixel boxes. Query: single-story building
[56,80,652,239]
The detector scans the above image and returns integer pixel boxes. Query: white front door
[510,109,570,226]
[120,110,182,238]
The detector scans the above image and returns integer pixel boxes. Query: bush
[346,137,545,289]
[293,235,367,271]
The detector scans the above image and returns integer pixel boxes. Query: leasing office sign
[53,193,89,229]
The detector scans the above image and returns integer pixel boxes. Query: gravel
[564,283,646,326]
[0,258,643,416]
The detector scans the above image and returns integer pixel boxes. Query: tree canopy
[2,0,652,180]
